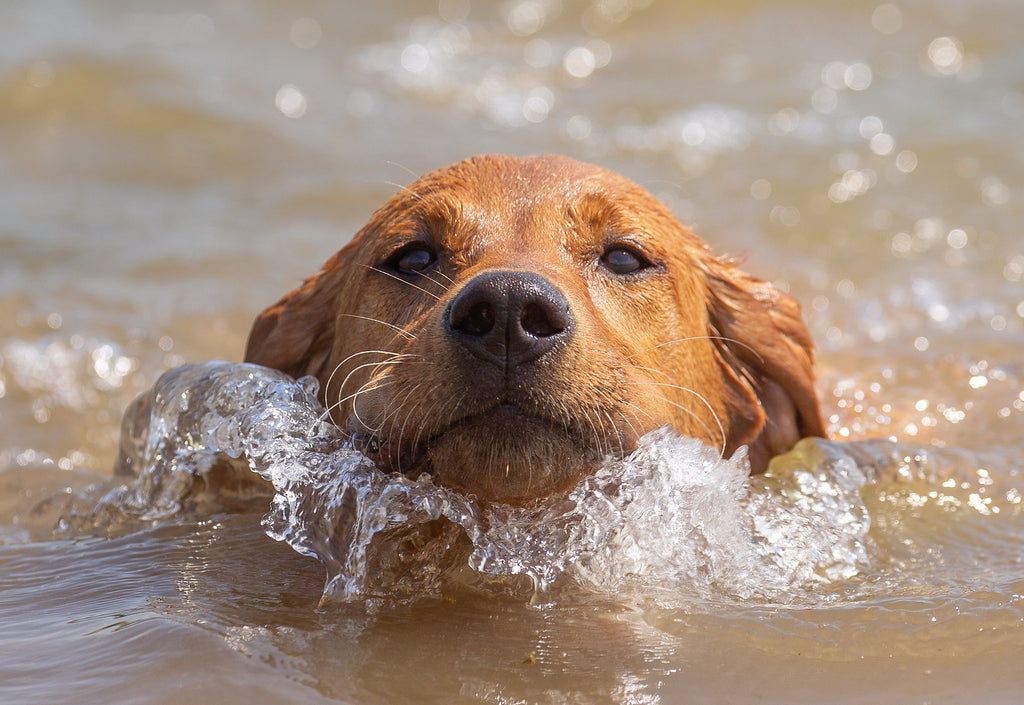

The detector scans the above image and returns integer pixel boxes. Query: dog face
[245,154,823,504]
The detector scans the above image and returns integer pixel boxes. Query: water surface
[2,1,1023,703]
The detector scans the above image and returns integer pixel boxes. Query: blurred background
[3,4,1024,703]
[1,0,1022,478]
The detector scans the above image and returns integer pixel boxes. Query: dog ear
[702,257,825,472]
[244,246,353,382]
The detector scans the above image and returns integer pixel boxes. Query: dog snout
[445,270,574,368]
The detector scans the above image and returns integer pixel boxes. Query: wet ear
[703,258,825,472]
[244,246,352,382]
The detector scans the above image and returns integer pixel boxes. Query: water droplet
[750,178,772,200]
[822,61,848,90]
[275,84,308,118]
[946,228,968,249]
[564,46,596,78]
[927,36,964,75]
[844,62,873,91]
[400,43,431,73]
[870,133,894,155]
[522,86,554,123]
[980,177,1010,206]
[895,150,918,173]
[928,304,950,323]
[859,115,884,138]
[871,4,903,34]
[507,1,545,36]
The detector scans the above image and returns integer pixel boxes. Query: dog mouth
[351,402,606,505]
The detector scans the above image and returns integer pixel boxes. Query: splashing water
[97,362,876,604]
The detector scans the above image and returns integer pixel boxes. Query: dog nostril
[456,301,494,336]
[520,302,563,338]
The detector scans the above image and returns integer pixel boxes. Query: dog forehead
[408,155,658,254]
[454,154,631,210]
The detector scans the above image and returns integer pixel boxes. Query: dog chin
[369,405,603,505]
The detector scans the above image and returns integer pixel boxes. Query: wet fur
[245,154,824,503]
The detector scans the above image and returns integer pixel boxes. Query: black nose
[445,270,574,369]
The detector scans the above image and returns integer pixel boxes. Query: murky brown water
[2,1,1023,703]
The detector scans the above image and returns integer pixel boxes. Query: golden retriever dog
[245,154,823,504]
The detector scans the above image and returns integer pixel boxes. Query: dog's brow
[566,191,626,231]
[424,200,499,260]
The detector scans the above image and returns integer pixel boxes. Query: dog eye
[387,245,436,275]
[601,246,650,275]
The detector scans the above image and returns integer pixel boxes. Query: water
[90,362,875,604]
[91,363,1023,614]
[3,0,1024,703]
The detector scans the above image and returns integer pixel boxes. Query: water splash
[100,362,877,604]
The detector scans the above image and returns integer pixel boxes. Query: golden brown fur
[245,155,824,503]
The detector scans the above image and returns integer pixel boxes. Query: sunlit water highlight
[3,0,1024,701]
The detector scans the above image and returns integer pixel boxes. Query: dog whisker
[348,380,393,436]
[573,403,605,458]
[418,267,456,288]
[596,408,617,458]
[362,264,442,301]
[333,350,416,390]
[360,379,419,446]
[335,348,406,365]
[381,178,427,203]
[346,355,427,434]
[383,381,426,443]
[407,390,456,470]
[383,160,420,181]
[325,378,396,425]
[327,349,407,394]
[331,353,411,419]
[351,349,440,446]
[627,362,674,382]
[428,268,456,285]
[626,335,766,364]
[393,383,433,476]
[625,380,726,457]
[612,401,647,452]
[319,352,398,431]
[338,314,416,340]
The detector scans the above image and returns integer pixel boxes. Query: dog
[245,154,824,504]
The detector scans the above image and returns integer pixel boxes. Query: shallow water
[2,0,1024,703]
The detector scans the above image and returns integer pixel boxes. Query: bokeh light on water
[1,1,1023,703]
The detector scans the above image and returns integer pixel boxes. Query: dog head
[245,154,823,503]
